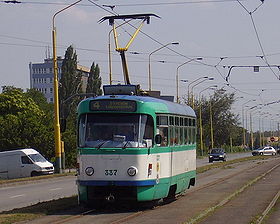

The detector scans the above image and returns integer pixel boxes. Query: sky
[1,0,280,132]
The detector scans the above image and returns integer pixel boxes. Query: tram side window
[193,128,196,143]
[169,116,174,125]
[175,126,180,145]
[179,117,184,144]
[190,127,196,144]
[184,118,189,144]
[157,116,168,125]
[78,114,86,147]
[157,115,169,147]
[158,127,168,146]
[170,126,175,145]
[192,119,196,126]
[173,116,180,145]
[188,126,192,144]
[169,116,175,145]
[184,127,188,144]
[189,118,192,126]
[180,127,184,144]
[143,115,154,140]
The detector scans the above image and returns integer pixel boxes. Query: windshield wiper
[96,140,109,149]
[122,141,130,149]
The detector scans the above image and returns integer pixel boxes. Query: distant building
[145,90,174,102]
[29,57,90,103]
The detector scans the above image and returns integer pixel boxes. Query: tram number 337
[105,169,117,176]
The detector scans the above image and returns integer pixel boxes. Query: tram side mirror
[155,134,162,145]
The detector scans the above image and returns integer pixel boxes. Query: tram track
[27,157,280,224]
[188,158,280,224]
[255,189,280,224]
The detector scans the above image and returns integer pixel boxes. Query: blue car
[209,148,227,163]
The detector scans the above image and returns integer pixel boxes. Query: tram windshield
[78,114,154,148]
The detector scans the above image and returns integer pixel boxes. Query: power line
[111,0,245,7]
[236,0,279,80]
[1,0,246,6]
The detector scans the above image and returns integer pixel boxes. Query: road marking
[10,194,25,199]
[50,188,62,191]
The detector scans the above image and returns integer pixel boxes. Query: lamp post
[209,98,214,149]
[247,104,262,149]
[52,0,82,173]
[260,112,268,146]
[191,77,214,108]
[187,76,208,104]
[148,42,179,91]
[176,57,202,103]
[241,99,256,148]
[198,85,217,155]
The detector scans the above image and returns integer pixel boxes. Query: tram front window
[79,114,154,148]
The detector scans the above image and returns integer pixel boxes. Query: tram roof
[84,95,196,117]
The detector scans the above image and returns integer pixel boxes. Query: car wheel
[259,152,263,156]
[31,171,39,177]
[209,160,213,163]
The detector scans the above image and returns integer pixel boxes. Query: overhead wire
[89,0,280,98]
[3,0,278,99]
[236,0,279,80]
[0,0,247,6]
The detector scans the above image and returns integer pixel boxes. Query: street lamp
[247,104,262,149]
[176,57,203,103]
[241,99,256,148]
[148,42,179,91]
[191,77,214,108]
[187,76,208,105]
[52,0,82,173]
[198,85,217,155]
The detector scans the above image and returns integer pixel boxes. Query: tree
[25,88,53,113]
[195,90,240,148]
[86,62,102,96]
[0,86,54,160]
[59,45,83,121]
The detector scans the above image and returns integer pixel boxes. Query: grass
[0,196,78,224]
[197,155,267,174]
[0,172,75,186]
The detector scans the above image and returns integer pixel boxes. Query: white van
[0,148,54,179]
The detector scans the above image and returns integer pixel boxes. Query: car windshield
[78,113,154,148]
[210,148,224,154]
[29,153,47,163]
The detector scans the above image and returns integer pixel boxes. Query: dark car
[208,148,226,163]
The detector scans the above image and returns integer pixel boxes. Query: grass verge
[0,196,77,224]
[0,172,75,186]
[197,155,267,174]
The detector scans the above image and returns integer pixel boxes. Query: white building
[29,57,89,103]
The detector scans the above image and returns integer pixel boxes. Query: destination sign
[90,100,137,112]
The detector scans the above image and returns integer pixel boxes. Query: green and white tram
[76,86,196,206]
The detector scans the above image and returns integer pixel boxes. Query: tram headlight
[127,166,138,176]
[85,167,94,176]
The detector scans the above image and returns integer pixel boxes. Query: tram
[76,85,196,207]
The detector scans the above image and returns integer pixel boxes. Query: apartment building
[29,57,89,103]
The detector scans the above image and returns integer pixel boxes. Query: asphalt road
[0,152,252,212]
[0,176,77,212]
